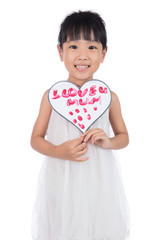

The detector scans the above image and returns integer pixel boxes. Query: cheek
[92,55,102,66]
[63,54,73,66]
[63,57,76,72]
[64,50,75,61]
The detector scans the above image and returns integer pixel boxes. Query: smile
[75,65,90,69]
[74,65,90,71]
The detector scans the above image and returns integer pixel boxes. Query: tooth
[76,65,88,69]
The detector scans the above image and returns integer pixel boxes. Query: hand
[82,128,112,149]
[56,136,89,162]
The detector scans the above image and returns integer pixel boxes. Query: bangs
[58,11,107,49]
[66,22,98,42]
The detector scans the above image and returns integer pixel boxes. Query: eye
[89,46,97,49]
[69,45,78,49]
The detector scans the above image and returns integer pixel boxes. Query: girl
[31,11,130,240]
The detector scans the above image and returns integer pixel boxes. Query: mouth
[74,65,90,71]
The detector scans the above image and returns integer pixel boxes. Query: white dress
[31,103,130,240]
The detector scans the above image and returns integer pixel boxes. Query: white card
[48,79,111,133]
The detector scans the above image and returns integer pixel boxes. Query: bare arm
[82,91,129,150]
[108,91,129,149]
[30,90,89,161]
[30,90,55,156]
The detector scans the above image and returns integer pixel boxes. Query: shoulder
[42,89,49,100]
[41,89,50,104]
[39,89,52,113]
[109,91,121,114]
[110,91,121,106]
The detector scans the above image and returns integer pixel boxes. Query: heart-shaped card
[48,80,111,133]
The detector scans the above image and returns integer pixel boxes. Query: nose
[78,55,88,60]
[77,48,88,60]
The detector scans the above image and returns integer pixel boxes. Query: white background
[0,0,160,239]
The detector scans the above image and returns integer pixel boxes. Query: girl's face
[57,38,107,87]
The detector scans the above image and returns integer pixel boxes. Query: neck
[67,76,93,87]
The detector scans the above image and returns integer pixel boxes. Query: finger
[73,136,84,147]
[76,145,88,156]
[75,156,89,162]
[82,129,96,137]
[82,130,88,137]
[90,133,105,145]
[82,128,101,135]
[83,129,102,142]
[76,142,87,152]
[83,132,93,142]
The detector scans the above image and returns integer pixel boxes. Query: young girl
[31,11,130,240]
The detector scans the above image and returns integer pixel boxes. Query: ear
[101,46,108,63]
[57,44,64,62]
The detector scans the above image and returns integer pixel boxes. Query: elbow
[30,134,37,150]
[125,133,129,147]
[120,132,129,149]
[30,136,34,150]
[30,134,45,151]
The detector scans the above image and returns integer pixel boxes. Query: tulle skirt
[31,147,130,240]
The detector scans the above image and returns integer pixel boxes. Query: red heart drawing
[48,80,111,133]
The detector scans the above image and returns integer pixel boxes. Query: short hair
[58,11,107,50]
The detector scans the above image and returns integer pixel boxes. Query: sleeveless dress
[31,106,130,240]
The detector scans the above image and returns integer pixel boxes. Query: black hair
[58,11,107,50]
